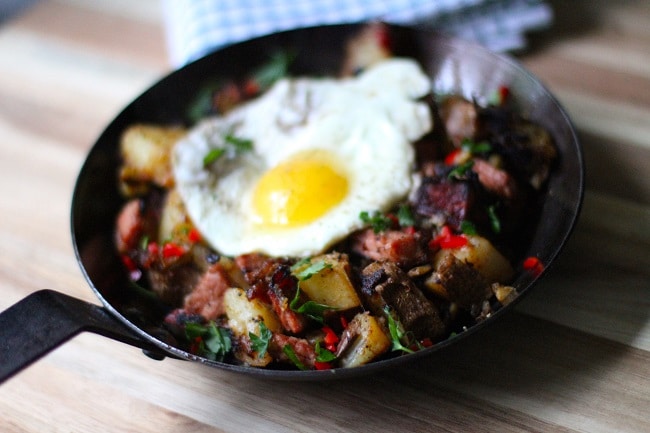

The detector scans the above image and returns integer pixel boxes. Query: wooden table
[1,1,648,431]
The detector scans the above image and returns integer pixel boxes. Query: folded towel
[163,0,553,66]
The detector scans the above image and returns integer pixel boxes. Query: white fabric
[163,0,553,66]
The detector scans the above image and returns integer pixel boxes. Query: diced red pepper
[189,336,202,354]
[243,79,260,96]
[314,361,333,371]
[404,225,416,235]
[147,241,159,256]
[339,315,349,330]
[162,242,186,259]
[188,227,202,243]
[523,256,544,277]
[121,254,137,271]
[444,149,462,166]
[429,225,468,250]
[322,325,339,352]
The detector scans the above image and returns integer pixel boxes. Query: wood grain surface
[1,1,649,432]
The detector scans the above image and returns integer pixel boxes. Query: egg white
[172,58,433,258]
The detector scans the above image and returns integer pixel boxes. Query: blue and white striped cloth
[163,0,553,67]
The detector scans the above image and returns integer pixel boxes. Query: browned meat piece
[434,251,490,308]
[146,255,202,306]
[510,121,557,190]
[183,260,233,320]
[267,265,308,334]
[439,95,478,146]
[471,158,519,200]
[163,308,206,338]
[235,252,285,301]
[115,199,144,254]
[477,106,557,190]
[115,195,163,253]
[351,228,428,268]
[360,261,445,340]
[269,333,317,369]
[414,175,485,232]
[212,81,244,114]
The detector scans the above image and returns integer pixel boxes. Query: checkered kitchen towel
[163,0,553,66]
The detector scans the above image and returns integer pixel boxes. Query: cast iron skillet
[0,24,584,383]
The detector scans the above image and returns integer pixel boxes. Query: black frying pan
[0,24,584,383]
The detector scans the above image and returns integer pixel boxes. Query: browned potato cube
[294,253,362,310]
[337,312,391,368]
[448,235,514,283]
[223,287,282,337]
[158,188,191,243]
[119,124,186,193]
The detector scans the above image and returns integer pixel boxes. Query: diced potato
[492,283,518,305]
[295,253,362,310]
[223,287,282,338]
[337,312,391,368]
[423,272,449,300]
[447,235,514,283]
[119,124,186,193]
[158,188,191,243]
[223,287,280,368]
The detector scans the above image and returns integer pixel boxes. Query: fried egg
[172,58,432,257]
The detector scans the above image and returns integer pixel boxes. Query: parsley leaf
[224,134,253,153]
[359,210,392,233]
[460,220,477,235]
[203,130,253,168]
[185,322,232,361]
[487,204,502,234]
[249,321,272,358]
[203,148,225,167]
[289,287,337,324]
[384,306,414,354]
[315,341,337,363]
[291,259,332,281]
[461,138,492,154]
[448,160,475,180]
[397,204,415,227]
[283,344,307,370]
[252,50,294,90]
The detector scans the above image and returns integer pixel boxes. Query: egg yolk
[252,152,348,228]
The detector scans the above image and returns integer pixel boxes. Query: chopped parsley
[315,341,337,363]
[460,220,478,236]
[397,204,415,227]
[202,148,225,167]
[203,132,254,167]
[448,160,475,180]
[487,204,502,234]
[282,344,307,370]
[461,138,492,155]
[224,133,253,152]
[185,321,232,361]
[384,306,415,354]
[251,50,294,90]
[290,258,332,281]
[289,287,337,324]
[359,210,392,233]
[249,321,273,358]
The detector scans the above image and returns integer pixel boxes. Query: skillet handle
[0,289,167,384]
